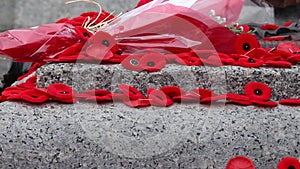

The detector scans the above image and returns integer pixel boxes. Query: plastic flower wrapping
[0,0,249,63]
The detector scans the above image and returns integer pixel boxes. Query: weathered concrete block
[36,63,300,101]
[0,102,298,168]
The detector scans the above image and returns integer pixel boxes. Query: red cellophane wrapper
[102,0,245,54]
[0,23,81,62]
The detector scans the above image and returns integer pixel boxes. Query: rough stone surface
[0,101,299,169]
[37,63,300,101]
[0,0,15,31]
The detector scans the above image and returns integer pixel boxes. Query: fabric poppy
[17,76,37,89]
[235,33,260,54]
[118,84,145,100]
[139,52,166,72]
[76,89,111,98]
[47,83,74,99]
[201,55,224,66]
[51,97,77,104]
[85,94,113,103]
[74,26,93,41]
[178,56,202,66]
[263,36,288,41]
[260,24,280,30]
[225,156,255,169]
[236,57,264,68]
[252,100,278,107]
[164,53,179,63]
[0,95,7,102]
[1,86,24,100]
[148,89,173,107]
[200,94,227,104]
[287,54,300,63]
[20,88,49,103]
[277,157,300,169]
[244,82,272,101]
[277,42,300,54]
[121,53,144,71]
[264,60,292,68]
[84,31,117,61]
[123,98,151,108]
[225,93,252,106]
[279,99,300,106]
[246,48,269,60]
[160,86,185,98]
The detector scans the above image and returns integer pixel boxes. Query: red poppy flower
[226,156,255,169]
[235,34,260,54]
[173,93,199,103]
[236,57,264,68]
[0,95,7,102]
[252,100,278,107]
[52,97,77,104]
[229,99,253,106]
[230,54,248,60]
[160,86,185,98]
[74,26,93,41]
[246,48,269,59]
[244,82,272,101]
[200,94,227,104]
[47,83,74,99]
[279,99,300,106]
[17,76,37,89]
[106,54,127,63]
[225,93,252,106]
[148,89,173,107]
[164,53,179,63]
[123,98,151,108]
[140,52,166,72]
[264,60,292,68]
[219,53,236,65]
[260,24,280,30]
[277,42,300,54]
[76,89,111,98]
[84,31,117,61]
[118,84,145,100]
[1,86,24,100]
[287,54,300,63]
[278,157,300,169]
[178,56,202,66]
[263,36,288,41]
[121,53,144,72]
[201,55,224,66]
[20,88,49,103]
[85,94,113,103]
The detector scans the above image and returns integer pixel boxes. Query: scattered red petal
[118,84,145,100]
[244,82,272,101]
[279,99,300,106]
[149,89,173,107]
[140,52,166,72]
[47,83,74,99]
[20,88,49,103]
[260,24,280,30]
[160,86,185,98]
[278,157,300,169]
[264,60,292,68]
[226,156,255,169]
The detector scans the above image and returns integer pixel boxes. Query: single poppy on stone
[20,88,49,103]
[235,34,260,54]
[226,156,256,169]
[47,83,74,99]
[121,53,144,72]
[140,52,166,72]
[277,157,300,169]
[236,57,264,68]
[244,82,272,101]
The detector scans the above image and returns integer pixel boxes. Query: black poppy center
[248,58,255,63]
[102,40,110,47]
[243,43,251,51]
[288,166,296,169]
[83,32,90,37]
[147,61,155,67]
[254,89,263,96]
[130,59,139,66]
[60,91,69,94]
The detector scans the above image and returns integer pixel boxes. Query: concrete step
[37,63,300,101]
[0,101,298,168]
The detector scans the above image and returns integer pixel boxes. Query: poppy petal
[149,89,173,107]
[140,52,166,72]
[173,93,200,103]
[121,53,144,71]
[252,100,278,107]
[20,89,49,103]
[47,83,74,99]
[278,157,300,169]
[160,86,185,98]
[264,60,292,68]
[123,99,151,108]
[235,34,260,54]
[244,82,272,101]
[85,94,113,102]
[226,156,255,169]
[260,24,280,30]
[118,84,145,100]
[236,57,264,68]
[200,94,227,104]
[279,99,300,106]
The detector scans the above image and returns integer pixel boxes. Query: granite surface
[37,63,300,101]
[0,101,298,168]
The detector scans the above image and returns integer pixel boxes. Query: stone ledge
[37,63,300,101]
[0,101,298,168]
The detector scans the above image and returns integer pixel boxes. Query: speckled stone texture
[0,101,299,168]
[37,63,300,101]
